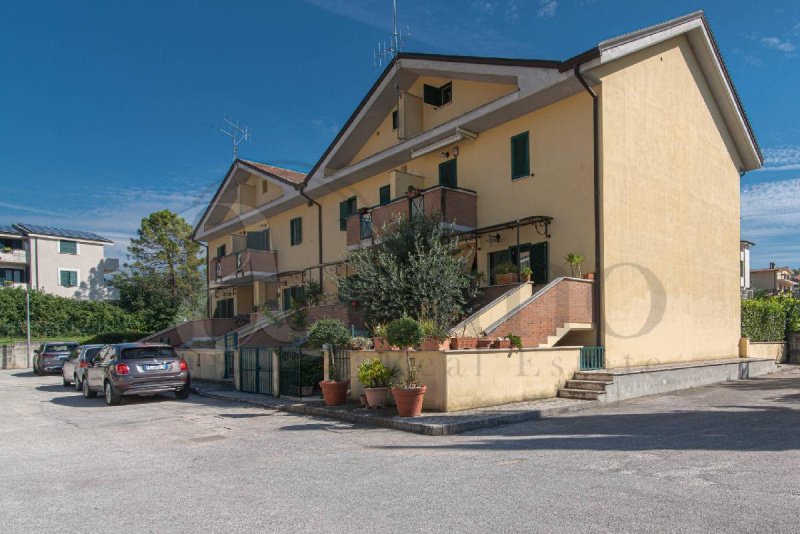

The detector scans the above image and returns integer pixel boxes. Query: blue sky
[0,0,798,267]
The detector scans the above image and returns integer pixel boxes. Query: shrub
[307,317,350,348]
[420,318,448,341]
[741,297,793,342]
[493,263,516,275]
[83,332,149,344]
[386,317,423,349]
[356,357,398,388]
[506,333,523,349]
[348,336,373,350]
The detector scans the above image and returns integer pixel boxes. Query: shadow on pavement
[279,423,341,431]
[217,412,272,419]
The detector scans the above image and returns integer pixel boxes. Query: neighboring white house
[740,240,754,298]
[0,223,119,300]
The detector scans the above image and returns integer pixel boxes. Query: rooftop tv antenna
[374,0,411,69]
[219,115,251,160]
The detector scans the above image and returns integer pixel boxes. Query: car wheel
[37,364,45,376]
[83,377,97,399]
[74,375,81,391]
[62,375,70,387]
[175,387,190,400]
[105,381,122,406]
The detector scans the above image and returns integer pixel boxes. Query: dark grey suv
[82,343,190,406]
[33,342,79,375]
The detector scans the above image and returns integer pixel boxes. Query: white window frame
[59,240,80,255]
[57,268,80,288]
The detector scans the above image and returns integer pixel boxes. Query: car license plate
[145,364,167,371]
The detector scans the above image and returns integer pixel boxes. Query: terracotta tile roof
[239,160,306,185]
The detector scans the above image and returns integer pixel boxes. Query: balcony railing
[212,249,278,285]
[346,185,477,246]
[0,248,27,264]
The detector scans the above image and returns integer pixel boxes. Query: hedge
[741,296,800,342]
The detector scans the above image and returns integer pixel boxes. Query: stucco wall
[596,35,743,367]
[176,349,228,381]
[347,347,580,412]
[1,343,30,369]
[746,342,787,363]
[29,236,117,300]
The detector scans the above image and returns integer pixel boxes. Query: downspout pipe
[298,186,324,285]
[574,64,603,348]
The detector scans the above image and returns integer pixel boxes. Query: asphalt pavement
[2,366,799,533]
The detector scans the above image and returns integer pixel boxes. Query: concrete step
[558,388,605,400]
[574,371,614,382]
[564,379,610,392]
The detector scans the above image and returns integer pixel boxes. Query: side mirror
[34,350,39,355]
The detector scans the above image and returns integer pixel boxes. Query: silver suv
[33,342,79,375]
[61,344,104,389]
[82,343,190,406]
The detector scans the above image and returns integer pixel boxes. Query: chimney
[769,262,775,269]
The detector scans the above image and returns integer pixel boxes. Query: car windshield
[45,343,77,352]
[121,347,176,360]
[84,347,102,360]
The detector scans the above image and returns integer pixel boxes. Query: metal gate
[239,347,274,395]
[580,346,605,370]
[330,346,351,382]
[223,332,238,379]
[789,332,800,364]
[278,348,323,397]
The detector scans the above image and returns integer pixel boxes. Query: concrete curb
[192,387,597,436]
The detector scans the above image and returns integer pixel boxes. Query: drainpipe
[574,64,603,348]
[298,186,324,285]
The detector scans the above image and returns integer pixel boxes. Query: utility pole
[25,285,31,368]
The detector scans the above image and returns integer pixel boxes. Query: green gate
[580,346,605,370]
[239,347,274,395]
[278,348,323,397]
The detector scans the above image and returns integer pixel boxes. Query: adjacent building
[0,223,119,300]
[740,240,754,298]
[751,263,798,296]
[193,12,762,368]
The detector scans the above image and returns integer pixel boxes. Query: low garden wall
[0,343,30,369]
[745,341,787,363]
[346,346,581,412]
[175,348,228,381]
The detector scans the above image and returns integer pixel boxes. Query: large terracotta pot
[373,337,393,351]
[319,380,350,406]
[495,273,519,285]
[450,337,478,350]
[476,338,493,349]
[392,386,427,417]
[491,339,511,349]
[364,387,389,408]
[420,337,448,351]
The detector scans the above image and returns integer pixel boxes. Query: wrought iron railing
[278,348,323,397]
[580,346,605,370]
[239,347,274,395]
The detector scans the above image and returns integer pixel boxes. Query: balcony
[0,247,27,265]
[211,249,279,287]
[347,185,477,247]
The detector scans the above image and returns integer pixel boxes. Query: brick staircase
[558,371,614,400]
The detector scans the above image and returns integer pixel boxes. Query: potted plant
[520,266,533,283]
[565,252,584,278]
[356,357,398,408]
[309,318,351,406]
[506,333,523,350]
[476,335,493,349]
[348,336,373,350]
[491,337,511,349]
[419,319,449,351]
[372,323,393,351]
[299,355,323,397]
[494,263,519,285]
[1,246,11,254]
[450,324,479,350]
[386,317,426,417]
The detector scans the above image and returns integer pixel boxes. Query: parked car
[82,343,190,406]
[33,342,79,376]
[61,344,104,389]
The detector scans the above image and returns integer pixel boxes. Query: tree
[113,210,204,331]
[337,214,476,329]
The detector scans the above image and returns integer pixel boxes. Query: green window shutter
[423,84,442,106]
[510,131,530,180]
[60,271,68,286]
[216,244,226,258]
[438,159,457,188]
[59,240,77,254]
[379,185,391,205]
[339,200,348,231]
[60,270,77,287]
[71,271,78,287]
[290,218,302,245]
[246,230,269,251]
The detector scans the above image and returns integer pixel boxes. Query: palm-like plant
[564,252,584,277]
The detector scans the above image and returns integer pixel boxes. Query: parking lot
[2,367,800,533]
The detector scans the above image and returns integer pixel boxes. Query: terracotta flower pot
[584,272,595,280]
[420,337,448,351]
[495,273,519,285]
[450,337,478,350]
[374,337,392,351]
[476,338,493,349]
[300,385,314,397]
[391,386,427,417]
[491,339,511,349]
[319,380,350,406]
[364,387,389,408]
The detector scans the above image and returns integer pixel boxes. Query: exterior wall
[350,77,518,165]
[29,236,117,300]
[141,318,242,347]
[597,36,743,368]
[746,342,787,363]
[176,348,228,381]
[488,278,594,347]
[750,271,776,292]
[1,343,31,369]
[347,347,580,412]
[740,245,751,290]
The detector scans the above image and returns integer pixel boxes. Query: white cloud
[311,118,341,137]
[470,0,498,15]
[505,0,520,22]
[761,36,796,54]
[761,145,800,171]
[741,177,800,267]
[537,0,558,18]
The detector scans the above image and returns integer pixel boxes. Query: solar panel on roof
[0,225,22,235]
[13,223,112,243]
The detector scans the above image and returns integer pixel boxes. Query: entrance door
[508,242,548,284]
[438,159,457,188]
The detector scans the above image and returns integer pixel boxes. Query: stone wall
[0,343,30,369]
